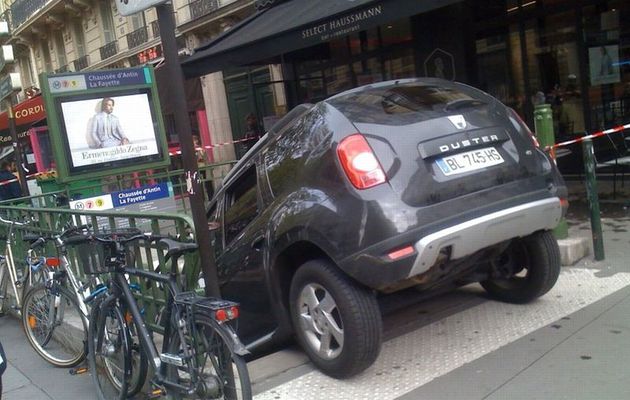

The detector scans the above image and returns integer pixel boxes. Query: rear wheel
[166,313,251,399]
[481,230,561,304]
[289,259,382,378]
[21,283,87,367]
[88,304,130,400]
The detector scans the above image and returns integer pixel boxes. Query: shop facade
[184,0,630,170]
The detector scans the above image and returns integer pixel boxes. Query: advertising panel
[40,66,168,182]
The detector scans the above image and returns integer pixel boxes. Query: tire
[0,262,9,315]
[481,230,561,304]
[289,259,382,378]
[166,313,252,400]
[90,298,148,397]
[21,283,87,367]
[88,303,130,400]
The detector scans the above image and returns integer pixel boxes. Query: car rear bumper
[339,197,562,291]
[408,197,562,277]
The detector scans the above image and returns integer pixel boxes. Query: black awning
[182,0,462,78]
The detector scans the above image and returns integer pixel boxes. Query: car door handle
[251,236,264,251]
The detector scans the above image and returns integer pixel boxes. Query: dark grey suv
[207,78,567,378]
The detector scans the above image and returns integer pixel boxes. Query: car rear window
[326,81,492,125]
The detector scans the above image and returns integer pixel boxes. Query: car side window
[223,165,259,244]
[207,200,224,256]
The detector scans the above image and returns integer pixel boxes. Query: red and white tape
[0,136,262,187]
[548,123,630,151]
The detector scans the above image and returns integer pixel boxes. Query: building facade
[0,0,628,174]
[185,0,630,172]
[0,0,257,165]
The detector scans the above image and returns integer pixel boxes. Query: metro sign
[117,0,168,16]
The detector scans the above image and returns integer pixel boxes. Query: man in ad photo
[60,92,161,169]
[87,97,130,148]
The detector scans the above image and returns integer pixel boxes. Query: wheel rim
[297,283,344,360]
[24,287,84,365]
[492,241,531,289]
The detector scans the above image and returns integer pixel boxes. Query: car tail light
[337,134,387,189]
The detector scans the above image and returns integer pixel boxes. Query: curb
[557,236,590,266]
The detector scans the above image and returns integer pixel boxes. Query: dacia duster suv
[207,78,567,379]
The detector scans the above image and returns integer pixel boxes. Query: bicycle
[19,223,96,368]
[83,228,251,400]
[20,224,149,395]
[0,215,48,317]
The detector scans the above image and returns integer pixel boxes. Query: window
[130,11,146,31]
[207,201,224,256]
[41,41,53,72]
[54,31,67,68]
[224,166,259,244]
[100,1,116,43]
[72,19,86,57]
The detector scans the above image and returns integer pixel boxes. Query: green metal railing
[0,202,199,332]
[0,160,239,329]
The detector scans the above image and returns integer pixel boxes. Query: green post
[534,104,569,239]
[582,138,605,260]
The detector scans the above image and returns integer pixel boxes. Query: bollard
[534,104,569,239]
[581,138,605,260]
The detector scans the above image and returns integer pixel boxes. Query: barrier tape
[0,136,262,188]
[546,123,630,158]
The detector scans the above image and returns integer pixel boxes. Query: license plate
[436,147,504,176]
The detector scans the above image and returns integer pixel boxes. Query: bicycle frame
[0,217,33,314]
[98,266,184,390]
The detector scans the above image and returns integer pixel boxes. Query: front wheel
[166,313,252,399]
[88,303,130,400]
[481,230,561,304]
[21,283,87,367]
[289,259,382,378]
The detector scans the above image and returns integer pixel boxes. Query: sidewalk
[1,180,629,399]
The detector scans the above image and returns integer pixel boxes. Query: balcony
[73,55,88,71]
[151,20,160,38]
[55,64,69,73]
[126,26,148,49]
[99,41,118,61]
[189,0,220,20]
[10,0,46,29]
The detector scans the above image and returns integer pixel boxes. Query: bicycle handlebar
[0,215,30,227]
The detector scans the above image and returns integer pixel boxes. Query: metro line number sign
[117,0,168,16]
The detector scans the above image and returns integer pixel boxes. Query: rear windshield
[326,81,493,125]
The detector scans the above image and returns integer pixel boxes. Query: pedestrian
[0,338,7,399]
[241,113,263,156]
[0,161,22,201]
[86,97,130,148]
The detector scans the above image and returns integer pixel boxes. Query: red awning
[0,95,46,139]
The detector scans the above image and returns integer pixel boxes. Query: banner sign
[69,183,176,228]
[0,95,46,138]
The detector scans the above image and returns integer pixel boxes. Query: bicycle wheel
[166,313,251,400]
[21,283,87,367]
[88,303,130,400]
[0,261,9,315]
[119,304,149,397]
